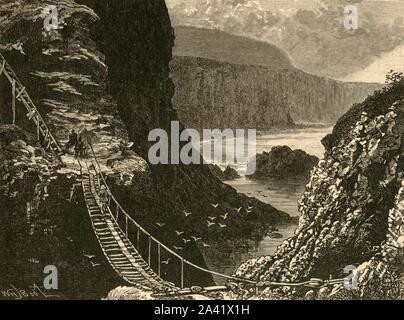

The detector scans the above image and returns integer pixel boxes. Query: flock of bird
[152,203,256,255]
[83,203,257,267]
[83,251,100,268]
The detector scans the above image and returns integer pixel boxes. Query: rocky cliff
[0,0,291,298]
[247,146,319,180]
[170,56,382,130]
[235,79,404,300]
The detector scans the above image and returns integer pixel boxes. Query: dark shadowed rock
[0,0,293,297]
[209,164,240,181]
[236,78,404,300]
[247,146,319,179]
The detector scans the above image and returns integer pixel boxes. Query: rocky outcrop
[0,0,292,297]
[170,56,382,130]
[247,146,319,180]
[78,0,291,242]
[235,80,404,300]
[0,124,123,299]
[209,164,240,181]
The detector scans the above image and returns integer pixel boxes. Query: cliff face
[80,0,291,249]
[170,56,382,130]
[0,125,123,299]
[172,26,294,70]
[236,81,404,300]
[0,0,291,297]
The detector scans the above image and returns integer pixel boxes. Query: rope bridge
[79,144,257,289]
[0,52,346,294]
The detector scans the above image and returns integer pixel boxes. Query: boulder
[247,145,319,179]
[209,164,240,181]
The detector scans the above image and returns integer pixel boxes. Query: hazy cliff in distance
[170,54,382,130]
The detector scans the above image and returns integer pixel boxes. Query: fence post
[137,227,140,249]
[115,205,119,221]
[36,116,40,141]
[148,237,151,266]
[11,80,16,124]
[158,244,161,277]
[125,215,128,236]
[181,259,184,289]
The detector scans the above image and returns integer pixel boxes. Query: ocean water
[201,127,332,284]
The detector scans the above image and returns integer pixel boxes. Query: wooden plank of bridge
[81,169,167,290]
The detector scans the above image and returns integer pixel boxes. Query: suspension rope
[86,142,258,284]
[84,143,348,290]
[1,52,346,293]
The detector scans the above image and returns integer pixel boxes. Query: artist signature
[0,283,60,300]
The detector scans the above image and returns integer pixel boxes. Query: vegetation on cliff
[0,0,292,296]
[235,76,404,300]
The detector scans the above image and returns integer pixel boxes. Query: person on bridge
[99,185,110,212]
[78,128,92,157]
[64,129,78,153]
[74,137,84,159]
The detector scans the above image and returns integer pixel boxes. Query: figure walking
[99,185,109,213]
[74,128,92,158]
[64,129,78,153]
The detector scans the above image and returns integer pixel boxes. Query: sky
[166,0,404,82]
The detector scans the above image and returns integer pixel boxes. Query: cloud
[167,0,404,80]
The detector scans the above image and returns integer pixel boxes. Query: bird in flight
[183,210,192,217]
[207,221,216,227]
[220,213,229,220]
[208,216,217,221]
[182,238,191,244]
[191,236,202,242]
[161,258,171,265]
[175,230,185,236]
[173,246,184,250]
[201,242,211,247]
[90,261,100,267]
[211,203,219,208]
[247,205,254,210]
[246,209,253,214]
[218,223,227,228]
[83,253,96,259]
[156,222,165,228]
[236,207,243,213]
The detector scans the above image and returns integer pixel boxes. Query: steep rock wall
[0,0,292,296]
[236,82,404,300]
[171,56,382,130]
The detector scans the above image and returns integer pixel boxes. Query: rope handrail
[86,142,257,285]
[0,53,62,152]
[0,52,348,292]
[85,143,347,290]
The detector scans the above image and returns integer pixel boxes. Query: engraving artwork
[0,0,403,301]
